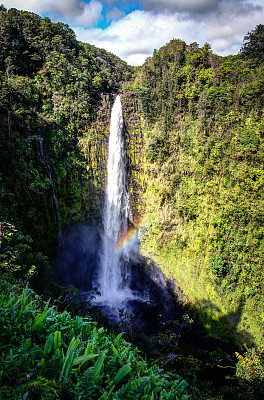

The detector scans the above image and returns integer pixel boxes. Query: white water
[97,95,133,306]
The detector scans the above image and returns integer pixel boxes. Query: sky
[3,0,264,65]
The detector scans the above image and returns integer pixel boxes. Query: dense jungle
[0,5,264,399]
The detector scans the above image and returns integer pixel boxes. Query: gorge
[1,6,264,398]
[53,94,178,333]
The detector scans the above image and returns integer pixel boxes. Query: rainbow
[116,225,139,254]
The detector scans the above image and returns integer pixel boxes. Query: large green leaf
[44,333,54,357]
[111,344,124,366]
[113,364,132,386]
[60,337,80,381]
[54,330,61,351]
[92,353,106,381]
[72,354,98,366]
[32,311,48,330]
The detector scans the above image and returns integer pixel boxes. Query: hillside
[1,5,264,399]
[0,6,133,253]
[130,34,264,347]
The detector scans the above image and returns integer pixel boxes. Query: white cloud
[142,0,219,14]
[142,0,264,17]
[72,1,103,25]
[106,7,125,21]
[4,0,264,65]
[74,10,194,64]
[4,0,103,26]
[74,1,264,65]
[200,0,264,54]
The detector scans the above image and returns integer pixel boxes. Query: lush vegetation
[0,221,189,398]
[0,5,132,253]
[0,6,189,399]
[1,221,264,399]
[1,4,264,398]
[0,278,191,399]
[129,24,264,378]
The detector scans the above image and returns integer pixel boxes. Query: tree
[240,24,264,66]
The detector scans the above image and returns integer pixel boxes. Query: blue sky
[98,1,143,29]
[3,1,264,65]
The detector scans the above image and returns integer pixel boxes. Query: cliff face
[122,93,145,225]
[79,92,145,225]
[0,7,133,253]
[131,37,264,346]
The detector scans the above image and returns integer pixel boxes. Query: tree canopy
[240,24,264,65]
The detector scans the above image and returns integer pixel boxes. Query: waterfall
[98,95,132,305]
[38,129,61,231]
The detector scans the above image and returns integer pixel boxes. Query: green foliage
[135,35,264,347]
[236,346,264,382]
[240,24,264,66]
[0,6,133,254]
[0,280,190,399]
[1,6,264,397]
[235,346,264,398]
[0,221,53,293]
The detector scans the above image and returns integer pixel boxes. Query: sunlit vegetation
[131,25,264,366]
[1,4,264,398]
[0,6,133,253]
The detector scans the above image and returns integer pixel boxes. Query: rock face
[122,92,145,225]
[79,92,145,225]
